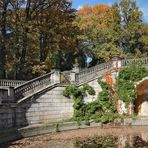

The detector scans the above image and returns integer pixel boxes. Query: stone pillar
[8,87,15,103]
[111,54,122,70]
[117,100,128,114]
[72,64,80,73]
[51,69,61,84]
[111,54,122,85]
[70,72,76,84]
[70,64,80,84]
[117,100,133,115]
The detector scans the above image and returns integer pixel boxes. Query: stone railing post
[51,69,61,84]
[111,55,122,86]
[70,72,76,84]
[111,54,122,70]
[8,87,15,103]
[72,64,80,73]
[70,64,80,84]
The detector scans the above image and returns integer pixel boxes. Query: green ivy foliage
[81,83,96,95]
[116,62,148,107]
[63,62,148,123]
[63,81,117,123]
[63,84,95,121]
[97,79,117,122]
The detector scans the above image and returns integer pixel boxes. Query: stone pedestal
[111,54,122,85]
[8,87,15,103]
[70,72,76,84]
[111,54,122,70]
[72,64,80,73]
[51,69,61,84]
[69,64,80,84]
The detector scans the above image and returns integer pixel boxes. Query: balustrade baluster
[13,72,54,101]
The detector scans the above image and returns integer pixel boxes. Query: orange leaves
[77,5,92,17]
[77,4,111,17]
[92,4,111,16]
[104,71,114,88]
[77,4,114,29]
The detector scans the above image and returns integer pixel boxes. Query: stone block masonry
[0,78,102,129]
[0,105,15,129]
[16,86,74,127]
[15,79,101,127]
[0,88,16,129]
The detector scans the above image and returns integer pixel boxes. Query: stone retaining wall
[0,88,16,129]
[16,86,73,127]
[0,105,15,130]
[0,121,102,144]
[0,78,102,129]
[16,79,102,127]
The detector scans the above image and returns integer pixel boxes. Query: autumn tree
[0,0,78,79]
[76,0,147,62]
[76,4,121,62]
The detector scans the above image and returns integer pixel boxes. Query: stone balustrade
[0,79,26,87]
[75,58,148,84]
[0,57,148,101]
[14,72,54,101]
[75,62,112,84]
[121,57,148,66]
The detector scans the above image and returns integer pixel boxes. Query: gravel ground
[2,126,148,148]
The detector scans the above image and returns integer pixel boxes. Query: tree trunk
[0,4,7,79]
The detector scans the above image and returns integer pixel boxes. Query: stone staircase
[0,57,148,104]
[0,57,148,132]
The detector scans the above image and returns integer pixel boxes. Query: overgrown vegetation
[63,84,95,122]
[116,62,148,107]
[63,62,148,123]
[63,81,118,124]
[95,79,118,123]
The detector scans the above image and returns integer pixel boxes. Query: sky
[72,0,148,23]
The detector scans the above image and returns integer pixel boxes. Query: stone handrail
[0,79,26,87]
[121,57,148,66]
[14,72,54,101]
[1,57,148,101]
[75,57,148,84]
[76,62,112,84]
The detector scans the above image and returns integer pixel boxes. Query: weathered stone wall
[0,105,15,129]
[0,88,15,129]
[83,79,102,103]
[16,79,102,127]
[0,79,102,128]
[16,86,74,126]
[0,88,8,104]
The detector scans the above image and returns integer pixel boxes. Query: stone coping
[0,121,101,144]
